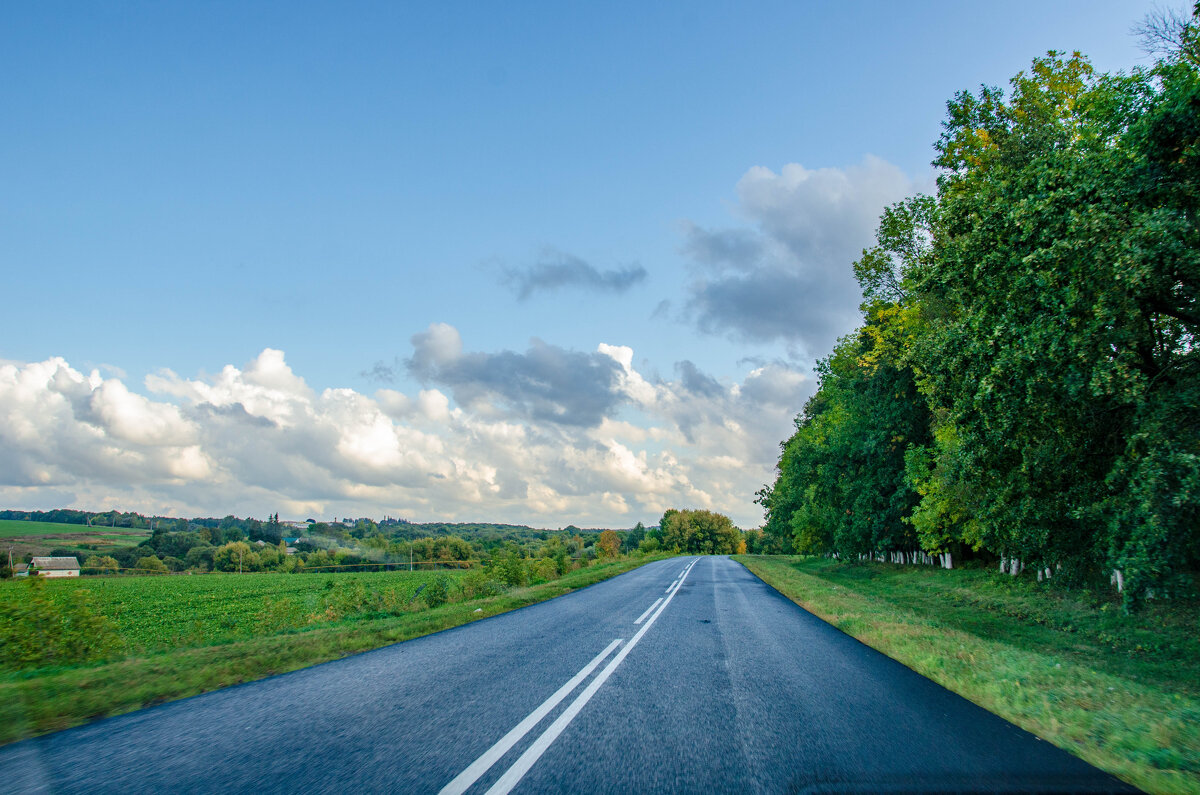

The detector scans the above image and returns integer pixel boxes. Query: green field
[0,554,669,744]
[0,519,96,538]
[4,570,466,652]
[736,555,1200,794]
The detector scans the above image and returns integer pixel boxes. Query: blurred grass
[735,555,1200,794]
[0,555,668,745]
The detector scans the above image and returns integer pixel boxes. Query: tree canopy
[760,17,1200,610]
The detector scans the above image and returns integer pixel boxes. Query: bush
[82,555,119,575]
[530,559,559,583]
[491,553,528,587]
[459,570,506,599]
[0,578,120,670]
[424,577,449,608]
[135,555,167,574]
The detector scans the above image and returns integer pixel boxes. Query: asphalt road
[1,556,1135,793]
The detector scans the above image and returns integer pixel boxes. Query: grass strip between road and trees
[735,555,1200,794]
[0,555,669,746]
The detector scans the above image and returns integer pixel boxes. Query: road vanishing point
[2,556,1135,793]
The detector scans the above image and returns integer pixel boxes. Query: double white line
[439,558,699,795]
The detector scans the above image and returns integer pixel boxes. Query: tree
[213,541,257,573]
[658,509,741,554]
[596,530,620,559]
[759,33,1200,605]
[622,522,646,553]
[82,555,119,575]
[135,555,167,574]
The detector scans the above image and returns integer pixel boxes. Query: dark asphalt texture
[0,556,1136,793]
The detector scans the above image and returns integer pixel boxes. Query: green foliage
[596,530,620,558]
[489,550,529,587]
[82,555,119,575]
[0,577,120,670]
[423,577,450,608]
[658,509,742,554]
[760,22,1200,609]
[458,570,506,599]
[135,555,167,574]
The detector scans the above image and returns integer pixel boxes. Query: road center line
[438,638,623,795]
[633,598,662,625]
[484,558,698,795]
[665,579,678,593]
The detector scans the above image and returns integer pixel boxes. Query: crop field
[0,570,468,653]
[0,519,97,538]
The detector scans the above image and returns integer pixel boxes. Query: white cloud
[0,342,810,527]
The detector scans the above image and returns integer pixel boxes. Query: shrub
[458,570,505,599]
[530,559,559,583]
[135,556,167,574]
[424,577,449,608]
[492,553,528,587]
[82,555,119,575]
[0,578,121,670]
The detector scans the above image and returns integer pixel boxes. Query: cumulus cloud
[682,155,914,358]
[0,342,810,527]
[502,248,647,300]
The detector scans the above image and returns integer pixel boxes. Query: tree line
[757,17,1200,610]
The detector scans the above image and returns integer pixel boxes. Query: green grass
[735,555,1200,795]
[0,554,669,745]
[0,519,98,538]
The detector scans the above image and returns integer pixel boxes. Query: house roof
[30,556,80,570]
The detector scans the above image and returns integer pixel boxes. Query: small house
[13,563,29,577]
[30,556,81,578]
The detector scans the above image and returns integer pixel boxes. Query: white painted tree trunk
[1112,569,1124,592]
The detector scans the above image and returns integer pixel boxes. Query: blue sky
[0,1,1165,527]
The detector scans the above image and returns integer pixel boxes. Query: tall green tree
[912,46,1199,601]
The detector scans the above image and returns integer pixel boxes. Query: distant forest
[1,507,663,575]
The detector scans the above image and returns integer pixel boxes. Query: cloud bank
[682,155,914,359]
[0,336,808,527]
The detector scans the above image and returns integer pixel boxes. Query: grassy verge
[734,555,1199,794]
[0,555,668,745]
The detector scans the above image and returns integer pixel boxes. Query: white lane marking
[485,559,699,795]
[438,638,623,795]
[665,579,677,593]
[633,598,662,625]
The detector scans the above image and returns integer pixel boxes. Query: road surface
[1,556,1135,793]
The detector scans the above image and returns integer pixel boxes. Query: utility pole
[409,542,413,572]
[238,548,243,575]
